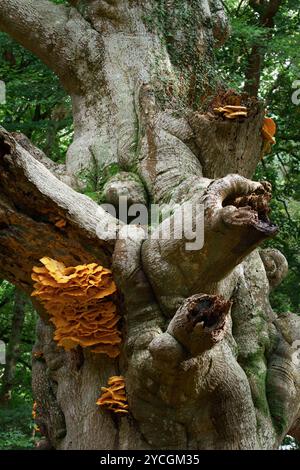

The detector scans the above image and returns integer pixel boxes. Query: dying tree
[0,0,299,450]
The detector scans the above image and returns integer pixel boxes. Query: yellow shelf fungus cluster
[31,257,121,358]
[97,376,129,415]
[214,105,248,119]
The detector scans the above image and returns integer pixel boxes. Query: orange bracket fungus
[32,401,37,420]
[261,116,276,157]
[31,257,121,358]
[96,376,128,415]
[214,105,248,119]
[262,116,276,144]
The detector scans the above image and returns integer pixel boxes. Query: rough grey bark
[0,0,299,450]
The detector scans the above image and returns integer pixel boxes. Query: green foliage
[256,157,300,312]
[218,0,300,448]
[0,283,37,450]
[0,400,36,450]
[0,32,73,162]
[78,163,121,203]
[217,1,300,93]
[0,18,72,451]
[217,0,300,314]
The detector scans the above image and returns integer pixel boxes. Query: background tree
[0,281,36,449]
[0,289,27,403]
[0,29,73,161]
[0,0,299,450]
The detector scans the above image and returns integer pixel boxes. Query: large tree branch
[142,174,278,316]
[0,0,102,93]
[0,1,69,84]
[11,132,77,188]
[0,127,119,295]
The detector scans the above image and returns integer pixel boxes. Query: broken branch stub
[167,294,231,357]
[203,175,278,272]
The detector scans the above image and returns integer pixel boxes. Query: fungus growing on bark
[31,258,121,358]
[54,219,67,229]
[262,116,276,145]
[214,105,248,119]
[32,401,41,433]
[96,376,128,415]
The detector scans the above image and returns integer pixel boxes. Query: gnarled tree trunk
[0,0,299,450]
